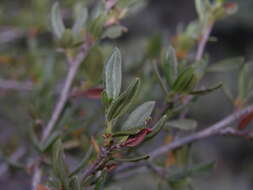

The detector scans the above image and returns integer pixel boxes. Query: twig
[195,22,214,61]
[41,44,91,142]
[81,146,115,181]
[219,127,253,138]
[32,43,92,190]
[150,104,253,159]
[114,105,253,176]
[32,165,42,190]
[179,22,214,119]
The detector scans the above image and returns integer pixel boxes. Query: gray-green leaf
[51,2,66,39]
[72,5,88,35]
[122,101,155,130]
[166,119,197,130]
[107,78,140,121]
[207,57,244,72]
[105,47,122,99]
[52,139,69,188]
[102,25,127,39]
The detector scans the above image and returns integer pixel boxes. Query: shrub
[1,0,252,190]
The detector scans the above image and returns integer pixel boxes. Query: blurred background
[0,0,253,189]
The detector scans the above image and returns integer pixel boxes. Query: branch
[114,105,253,176]
[150,104,253,159]
[41,44,91,141]
[219,127,253,138]
[195,22,214,61]
[32,43,92,190]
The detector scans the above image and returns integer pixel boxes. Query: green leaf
[207,57,244,72]
[166,119,197,130]
[102,25,127,39]
[171,67,198,94]
[189,82,222,95]
[95,172,107,190]
[72,5,88,35]
[146,34,162,58]
[195,0,205,21]
[238,64,250,100]
[168,161,215,188]
[169,177,192,190]
[82,46,104,85]
[175,145,191,167]
[145,115,168,140]
[51,2,66,39]
[105,47,122,99]
[122,101,155,130]
[59,29,75,48]
[101,90,112,109]
[52,139,69,189]
[163,46,178,86]
[112,129,143,137]
[190,161,215,174]
[107,78,140,121]
[29,126,42,152]
[69,175,81,190]
[41,131,61,152]
[88,13,107,39]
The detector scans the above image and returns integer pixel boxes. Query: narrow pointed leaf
[29,127,42,152]
[238,64,249,100]
[41,131,61,152]
[145,115,168,140]
[195,0,205,21]
[189,82,222,95]
[122,101,155,130]
[163,46,178,86]
[51,2,66,39]
[107,78,140,121]
[52,140,69,188]
[69,176,81,190]
[105,47,122,99]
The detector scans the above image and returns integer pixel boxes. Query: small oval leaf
[166,119,197,130]
[122,101,155,130]
[102,25,127,39]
